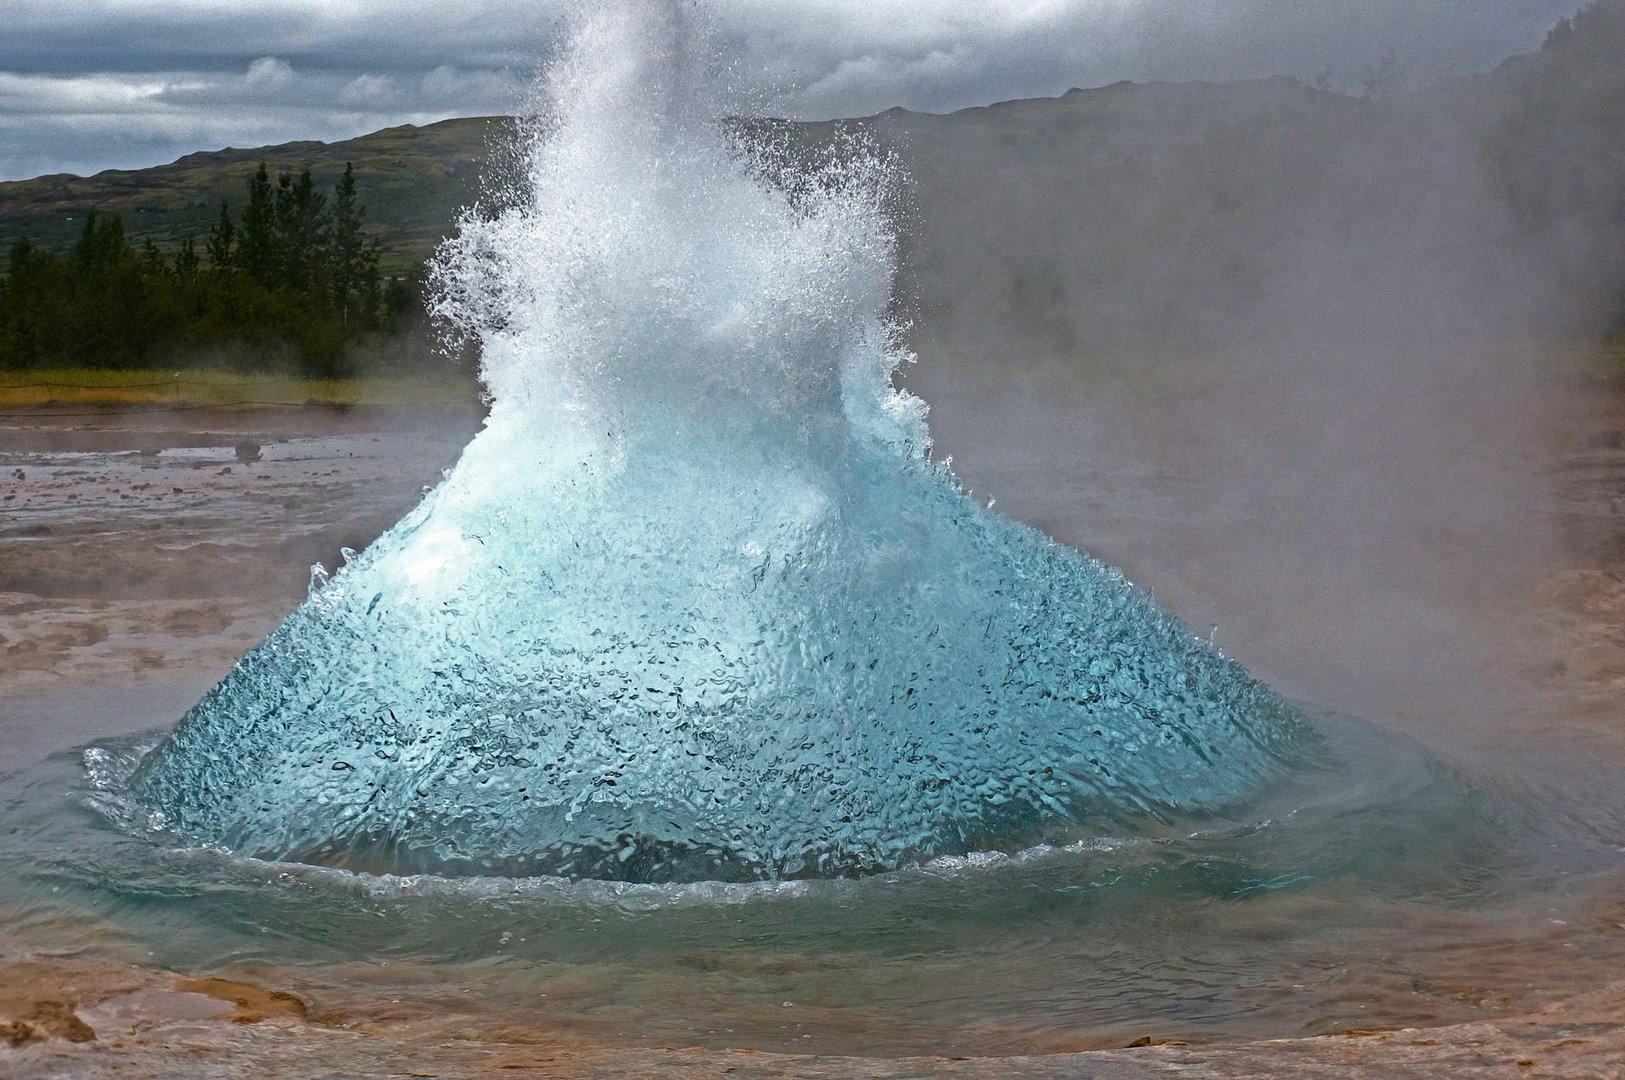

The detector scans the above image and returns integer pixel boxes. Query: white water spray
[132,5,1304,882]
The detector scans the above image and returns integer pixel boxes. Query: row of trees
[0,163,416,375]
[207,163,384,325]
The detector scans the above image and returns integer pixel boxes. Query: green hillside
[0,117,511,273]
[1,0,1621,378]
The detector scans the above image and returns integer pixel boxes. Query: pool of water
[4,389,1625,1059]
[2,688,1621,1057]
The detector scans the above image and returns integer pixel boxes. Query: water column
[131,3,1306,883]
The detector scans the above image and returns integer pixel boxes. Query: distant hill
[799,24,1623,377]
[1,0,1621,370]
[0,117,511,273]
[869,4,1624,371]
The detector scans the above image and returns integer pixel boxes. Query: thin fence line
[0,377,409,390]
[0,380,179,390]
[0,400,474,419]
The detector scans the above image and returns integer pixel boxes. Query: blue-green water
[127,4,1302,884]
[5,701,1620,1054]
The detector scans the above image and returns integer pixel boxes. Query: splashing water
[129,5,1306,883]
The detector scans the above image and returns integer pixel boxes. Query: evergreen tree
[0,160,419,375]
[206,201,235,269]
[330,162,382,326]
[71,212,128,279]
[1,237,56,368]
[141,237,165,274]
[236,163,275,285]
[272,168,329,293]
[66,212,149,365]
[174,238,200,281]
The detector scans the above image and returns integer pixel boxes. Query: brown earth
[0,956,1621,1077]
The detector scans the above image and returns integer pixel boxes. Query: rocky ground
[0,405,481,686]
[0,404,481,762]
[0,956,1621,1078]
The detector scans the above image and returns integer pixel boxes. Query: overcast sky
[0,0,1588,181]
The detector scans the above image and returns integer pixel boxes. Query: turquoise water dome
[131,5,1306,883]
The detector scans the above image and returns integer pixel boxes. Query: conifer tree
[330,162,381,326]
[71,212,127,279]
[206,201,235,269]
[141,238,164,274]
[272,168,329,292]
[0,159,413,375]
[236,163,275,285]
[174,238,200,280]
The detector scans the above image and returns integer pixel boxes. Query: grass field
[1594,338,1625,382]
[0,367,484,410]
[2,338,1619,412]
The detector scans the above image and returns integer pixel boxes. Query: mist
[784,8,1625,757]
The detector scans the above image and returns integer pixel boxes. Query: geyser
[131,5,1305,883]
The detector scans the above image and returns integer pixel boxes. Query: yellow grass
[1597,339,1625,383]
[0,367,483,409]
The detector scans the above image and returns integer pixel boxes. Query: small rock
[1,1018,43,1047]
[26,1000,96,1043]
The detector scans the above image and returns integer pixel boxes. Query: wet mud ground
[2,388,1624,1076]
[0,405,482,762]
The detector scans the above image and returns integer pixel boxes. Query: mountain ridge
[2,2,1622,365]
[0,116,512,272]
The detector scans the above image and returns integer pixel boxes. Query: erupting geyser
[131,5,1305,883]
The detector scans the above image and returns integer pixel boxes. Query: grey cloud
[0,0,1590,180]
[730,0,1588,117]
[0,1,559,76]
[0,53,523,179]
[156,58,305,107]
[245,57,297,94]
[338,73,405,108]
